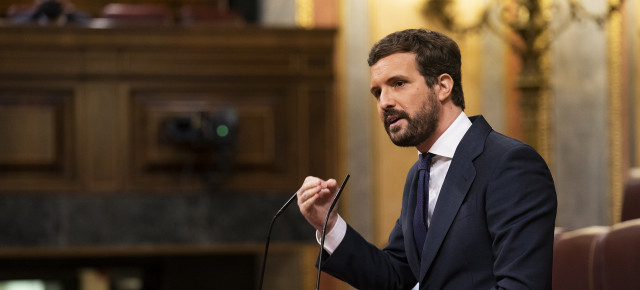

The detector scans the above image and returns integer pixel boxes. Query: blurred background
[0,0,638,289]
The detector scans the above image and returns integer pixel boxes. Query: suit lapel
[418,116,492,281]
[402,163,422,278]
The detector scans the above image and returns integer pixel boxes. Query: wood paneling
[128,86,301,191]
[0,26,336,193]
[0,90,77,191]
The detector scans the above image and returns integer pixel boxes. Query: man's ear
[436,74,453,102]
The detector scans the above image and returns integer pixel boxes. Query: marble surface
[0,192,314,247]
[552,5,610,230]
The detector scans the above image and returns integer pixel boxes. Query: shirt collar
[427,111,471,159]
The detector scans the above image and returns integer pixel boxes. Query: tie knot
[418,153,433,170]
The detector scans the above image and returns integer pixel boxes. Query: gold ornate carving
[422,0,625,155]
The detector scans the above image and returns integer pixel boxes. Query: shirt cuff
[315,214,347,255]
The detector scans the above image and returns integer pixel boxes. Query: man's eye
[395,81,406,87]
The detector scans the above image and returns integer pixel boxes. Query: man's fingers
[297,176,337,203]
[300,191,320,211]
[325,178,337,190]
[295,176,338,231]
[297,178,319,199]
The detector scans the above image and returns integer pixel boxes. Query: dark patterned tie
[413,153,433,257]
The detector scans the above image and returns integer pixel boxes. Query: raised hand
[296,176,339,232]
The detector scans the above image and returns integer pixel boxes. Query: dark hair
[368,29,465,110]
[31,1,63,21]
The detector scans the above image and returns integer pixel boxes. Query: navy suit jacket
[321,115,557,289]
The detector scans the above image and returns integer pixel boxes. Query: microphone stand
[258,191,298,290]
[316,174,350,290]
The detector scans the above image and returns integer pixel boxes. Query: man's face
[369,52,440,147]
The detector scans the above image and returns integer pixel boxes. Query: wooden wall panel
[0,27,336,194]
[124,50,295,77]
[0,49,84,77]
[306,84,336,178]
[128,86,302,191]
[0,91,77,190]
[80,83,126,191]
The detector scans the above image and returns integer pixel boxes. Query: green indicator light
[216,125,229,137]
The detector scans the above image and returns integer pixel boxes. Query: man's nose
[378,90,396,109]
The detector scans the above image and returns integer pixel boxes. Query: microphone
[258,191,298,290]
[316,174,350,290]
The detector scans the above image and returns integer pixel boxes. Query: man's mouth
[384,110,408,130]
[386,115,401,126]
[384,110,409,127]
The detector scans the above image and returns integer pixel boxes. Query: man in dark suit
[296,29,557,289]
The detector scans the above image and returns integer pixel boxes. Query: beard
[384,91,440,147]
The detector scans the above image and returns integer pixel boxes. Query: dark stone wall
[0,192,313,247]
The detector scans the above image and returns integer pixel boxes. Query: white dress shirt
[317,112,472,255]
